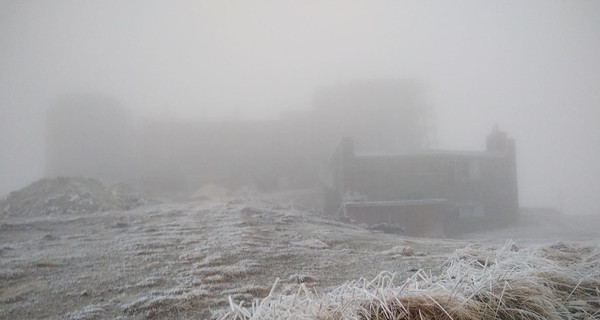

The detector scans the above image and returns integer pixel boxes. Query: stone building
[325,129,519,236]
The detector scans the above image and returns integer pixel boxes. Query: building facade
[325,129,519,236]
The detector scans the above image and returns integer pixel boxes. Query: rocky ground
[1,181,599,319]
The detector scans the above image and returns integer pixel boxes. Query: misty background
[1,0,599,215]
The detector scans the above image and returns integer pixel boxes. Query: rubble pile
[0,177,147,218]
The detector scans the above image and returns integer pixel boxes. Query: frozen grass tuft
[222,241,600,320]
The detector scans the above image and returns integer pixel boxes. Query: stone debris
[0,177,148,218]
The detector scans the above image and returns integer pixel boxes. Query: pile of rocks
[0,177,148,218]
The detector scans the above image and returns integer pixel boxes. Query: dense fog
[1,0,599,215]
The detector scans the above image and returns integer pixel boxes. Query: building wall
[135,119,320,193]
[44,81,431,194]
[346,201,449,237]
[327,130,519,232]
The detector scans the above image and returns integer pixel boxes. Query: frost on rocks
[291,239,330,249]
[381,245,417,257]
[0,177,148,217]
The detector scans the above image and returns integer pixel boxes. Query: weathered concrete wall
[327,130,519,233]
[346,200,450,237]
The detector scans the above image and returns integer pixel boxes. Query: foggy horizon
[2,1,600,215]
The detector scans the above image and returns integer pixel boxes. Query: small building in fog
[325,129,519,236]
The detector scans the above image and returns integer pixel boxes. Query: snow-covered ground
[1,195,599,319]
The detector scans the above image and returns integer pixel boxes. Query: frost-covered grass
[222,241,600,320]
[123,288,211,318]
[3,199,448,319]
[3,196,599,319]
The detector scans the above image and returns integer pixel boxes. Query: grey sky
[1,0,599,214]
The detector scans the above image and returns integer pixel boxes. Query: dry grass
[123,288,210,319]
[221,241,600,320]
[31,259,62,268]
[359,293,482,320]
[0,281,47,303]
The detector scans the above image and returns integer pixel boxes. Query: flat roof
[355,149,506,159]
[345,199,448,208]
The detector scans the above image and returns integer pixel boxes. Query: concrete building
[45,80,429,196]
[324,129,519,236]
[135,118,318,193]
